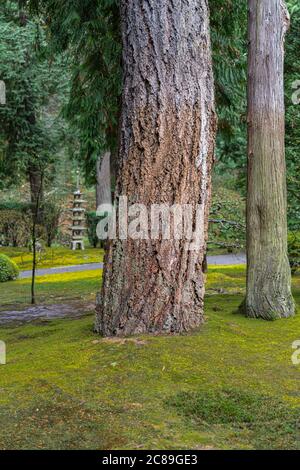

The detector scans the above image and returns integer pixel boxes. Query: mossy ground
[0,270,102,308]
[0,264,249,309]
[0,246,104,271]
[0,265,299,449]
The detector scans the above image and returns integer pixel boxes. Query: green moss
[0,274,299,449]
[0,264,299,449]
[167,388,300,449]
[0,270,102,307]
[0,247,104,271]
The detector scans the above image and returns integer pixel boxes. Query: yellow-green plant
[0,253,19,282]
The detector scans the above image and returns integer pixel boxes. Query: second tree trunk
[245,0,294,319]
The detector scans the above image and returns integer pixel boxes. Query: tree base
[239,295,295,321]
[95,291,205,337]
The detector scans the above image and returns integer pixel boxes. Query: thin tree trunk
[96,151,112,210]
[95,0,216,336]
[31,171,44,305]
[28,162,44,224]
[245,0,294,319]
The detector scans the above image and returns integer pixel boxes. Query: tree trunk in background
[31,171,44,305]
[96,151,112,210]
[245,0,294,319]
[95,0,216,336]
[28,162,44,224]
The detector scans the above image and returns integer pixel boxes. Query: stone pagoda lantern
[70,171,86,250]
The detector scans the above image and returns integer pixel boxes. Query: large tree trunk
[96,151,112,210]
[245,0,294,319]
[95,0,216,336]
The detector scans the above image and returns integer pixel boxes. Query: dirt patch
[0,301,95,327]
[99,337,148,346]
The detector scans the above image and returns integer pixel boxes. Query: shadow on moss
[167,388,300,449]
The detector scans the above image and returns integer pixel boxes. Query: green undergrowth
[0,247,104,271]
[0,287,299,449]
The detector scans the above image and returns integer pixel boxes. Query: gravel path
[207,253,246,266]
[19,254,246,279]
[19,263,104,279]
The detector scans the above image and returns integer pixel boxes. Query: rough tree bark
[95,0,216,336]
[245,0,295,319]
[96,151,112,210]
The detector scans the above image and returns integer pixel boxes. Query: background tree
[244,0,295,320]
[26,0,121,200]
[209,1,299,241]
[0,1,69,220]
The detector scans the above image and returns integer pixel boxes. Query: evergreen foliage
[0,0,70,189]
[26,0,121,183]
[12,0,300,235]
[285,1,300,230]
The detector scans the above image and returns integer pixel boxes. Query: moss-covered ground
[0,266,299,449]
[0,246,104,271]
[0,265,247,309]
[0,270,101,308]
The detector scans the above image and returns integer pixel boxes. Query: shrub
[0,254,19,282]
[42,202,62,247]
[56,230,72,247]
[0,202,32,213]
[288,232,300,274]
[209,186,246,253]
[0,210,31,247]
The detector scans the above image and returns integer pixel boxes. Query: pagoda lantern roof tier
[69,226,87,231]
[70,208,85,212]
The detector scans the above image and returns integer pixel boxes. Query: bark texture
[245,0,294,319]
[95,0,216,336]
[96,151,112,210]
